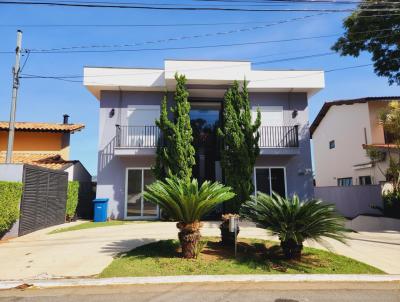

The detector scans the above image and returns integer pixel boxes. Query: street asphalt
[0,282,399,302]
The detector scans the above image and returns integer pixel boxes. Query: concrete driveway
[0,221,399,280]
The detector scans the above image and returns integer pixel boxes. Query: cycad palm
[240,193,348,259]
[144,177,235,258]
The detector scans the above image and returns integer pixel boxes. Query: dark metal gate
[19,165,68,236]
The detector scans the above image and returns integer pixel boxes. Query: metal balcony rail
[116,125,298,149]
[116,125,160,148]
[258,125,299,148]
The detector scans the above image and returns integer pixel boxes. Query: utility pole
[6,30,23,163]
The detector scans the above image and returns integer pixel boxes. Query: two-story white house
[311,96,400,187]
[84,59,324,220]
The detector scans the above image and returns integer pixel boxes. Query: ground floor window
[125,168,158,219]
[359,175,372,185]
[254,167,286,197]
[337,177,352,186]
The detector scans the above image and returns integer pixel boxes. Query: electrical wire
[0,0,399,12]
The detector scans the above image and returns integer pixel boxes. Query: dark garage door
[19,165,68,236]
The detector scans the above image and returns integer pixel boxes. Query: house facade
[84,60,324,220]
[0,117,91,182]
[311,96,400,187]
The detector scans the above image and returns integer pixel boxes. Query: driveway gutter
[1,274,400,290]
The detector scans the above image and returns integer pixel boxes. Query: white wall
[313,103,374,186]
[64,162,92,182]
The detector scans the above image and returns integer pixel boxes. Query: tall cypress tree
[218,80,261,212]
[153,73,195,181]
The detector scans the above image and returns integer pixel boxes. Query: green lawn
[99,237,383,277]
[49,220,146,234]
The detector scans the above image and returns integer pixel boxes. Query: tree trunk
[280,239,303,260]
[177,221,202,259]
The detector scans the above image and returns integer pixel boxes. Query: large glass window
[254,167,286,197]
[126,169,158,219]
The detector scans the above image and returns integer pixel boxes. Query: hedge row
[0,181,23,236]
[66,181,80,221]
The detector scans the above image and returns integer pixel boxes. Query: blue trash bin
[93,198,109,222]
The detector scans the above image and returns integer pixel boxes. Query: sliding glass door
[254,167,286,197]
[126,168,159,219]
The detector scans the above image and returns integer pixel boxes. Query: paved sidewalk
[0,221,399,280]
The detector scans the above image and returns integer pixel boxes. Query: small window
[337,177,352,186]
[329,140,335,149]
[359,176,372,185]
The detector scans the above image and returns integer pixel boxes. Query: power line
[1,30,391,55]
[2,26,391,54]
[24,13,328,52]
[19,63,374,85]
[1,12,399,28]
[0,0,398,11]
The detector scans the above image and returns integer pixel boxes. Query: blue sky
[0,2,399,176]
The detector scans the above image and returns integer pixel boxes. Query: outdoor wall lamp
[292,110,298,119]
[109,108,115,118]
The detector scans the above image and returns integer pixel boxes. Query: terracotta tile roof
[0,122,84,133]
[310,96,400,137]
[0,152,77,170]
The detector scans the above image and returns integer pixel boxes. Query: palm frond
[144,176,235,223]
[240,192,348,245]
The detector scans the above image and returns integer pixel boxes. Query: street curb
[1,275,400,290]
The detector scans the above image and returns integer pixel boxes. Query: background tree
[367,101,400,218]
[367,101,400,191]
[332,0,400,85]
[153,74,196,181]
[218,80,261,213]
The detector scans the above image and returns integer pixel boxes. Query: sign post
[229,215,238,257]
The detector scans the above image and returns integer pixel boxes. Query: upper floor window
[359,175,372,185]
[384,130,396,144]
[329,140,335,149]
[337,177,352,186]
[252,106,283,126]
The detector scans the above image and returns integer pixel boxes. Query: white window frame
[252,106,284,126]
[127,105,160,125]
[253,166,287,197]
[124,167,159,220]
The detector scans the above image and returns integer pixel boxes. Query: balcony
[258,125,299,155]
[115,125,159,156]
[114,125,299,156]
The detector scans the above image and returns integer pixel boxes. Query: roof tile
[0,122,84,133]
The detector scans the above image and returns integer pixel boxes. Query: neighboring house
[0,116,91,182]
[84,59,325,220]
[310,96,400,187]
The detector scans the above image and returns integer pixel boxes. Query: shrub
[144,177,235,258]
[0,181,23,237]
[382,190,400,218]
[240,193,348,259]
[66,181,80,221]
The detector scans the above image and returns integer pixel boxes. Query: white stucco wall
[313,103,374,186]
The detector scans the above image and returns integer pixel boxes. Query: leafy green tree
[218,80,261,212]
[240,193,348,259]
[153,73,196,181]
[367,101,400,190]
[144,177,235,258]
[332,0,400,85]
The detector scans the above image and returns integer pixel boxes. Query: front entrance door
[190,102,221,184]
[125,168,159,219]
